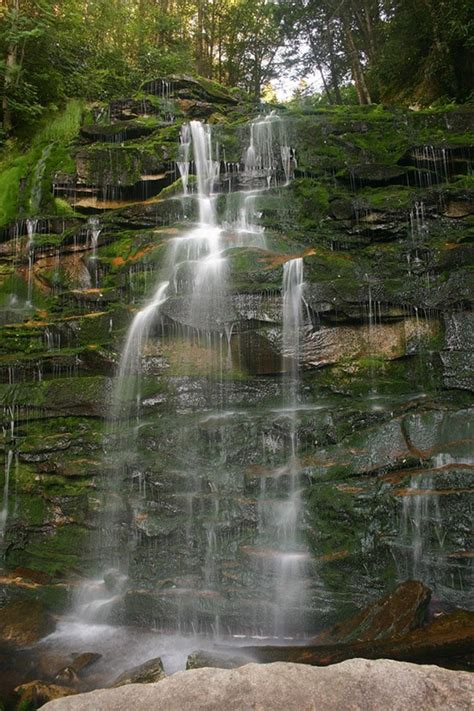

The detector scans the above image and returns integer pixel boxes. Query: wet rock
[349,164,409,187]
[12,567,52,585]
[0,600,55,646]
[442,311,474,392]
[234,609,474,667]
[142,75,238,104]
[443,200,474,218]
[80,120,159,143]
[313,580,431,644]
[329,198,354,220]
[176,99,216,119]
[111,656,165,687]
[55,652,102,682]
[186,649,253,670]
[40,659,474,711]
[15,680,76,709]
[302,319,438,367]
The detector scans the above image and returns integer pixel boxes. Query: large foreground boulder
[41,659,473,710]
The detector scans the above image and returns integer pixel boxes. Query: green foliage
[279,0,473,107]
[0,0,282,137]
[0,100,82,225]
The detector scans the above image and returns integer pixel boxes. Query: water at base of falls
[74,116,310,640]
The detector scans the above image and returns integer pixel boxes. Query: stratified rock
[313,580,431,644]
[111,656,166,687]
[302,319,438,366]
[15,680,76,710]
[41,659,474,710]
[0,600,55,646]
[80,121,159,143]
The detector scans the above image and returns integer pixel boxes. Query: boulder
[313,580,431,644]
[0,600,55,646]
[41,659,474,710]
[111,656,166,687]
[55,652,102,682]
[15,680,76,709]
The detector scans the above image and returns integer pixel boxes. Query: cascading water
[251,258,309,637]
[88,217,102,286]
[30,145,52,215]
[244,112,293,187]
[76,115,305,640]
[26,218,38,306]
[0,405,16,541]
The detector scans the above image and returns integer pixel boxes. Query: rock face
[41,660,474,711]
[0,84,472,635]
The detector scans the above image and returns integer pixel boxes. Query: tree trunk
[195,0,205,75]
[317,64,334,104]
[2,0,20,135]
[324,21,342,104]
[343,20,372,104]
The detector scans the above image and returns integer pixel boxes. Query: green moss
[0,100,83,226]
[194,76,236,102]
[359,186,412,209]
[6,524,91,578]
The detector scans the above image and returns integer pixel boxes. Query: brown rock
[313,580,431,644]
[303,319,438,367]
[55,652,102,682]
[0,600,55,646]
[15,680,76,710]
[111,656,166,687]
[13,567,53,585]
[234,609,474,667]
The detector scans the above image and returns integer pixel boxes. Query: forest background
[1,0,473,137]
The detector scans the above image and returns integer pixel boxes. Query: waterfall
[30,144,52,215]
[274,258,308,635]
[0,450,13,539]
[88,217,102,286]
[1,405,16,541]
[76,116,305,638]
[400,472,444,581]
[177,124,191,194]
[26,218,38,306]
[244,112,294,187]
